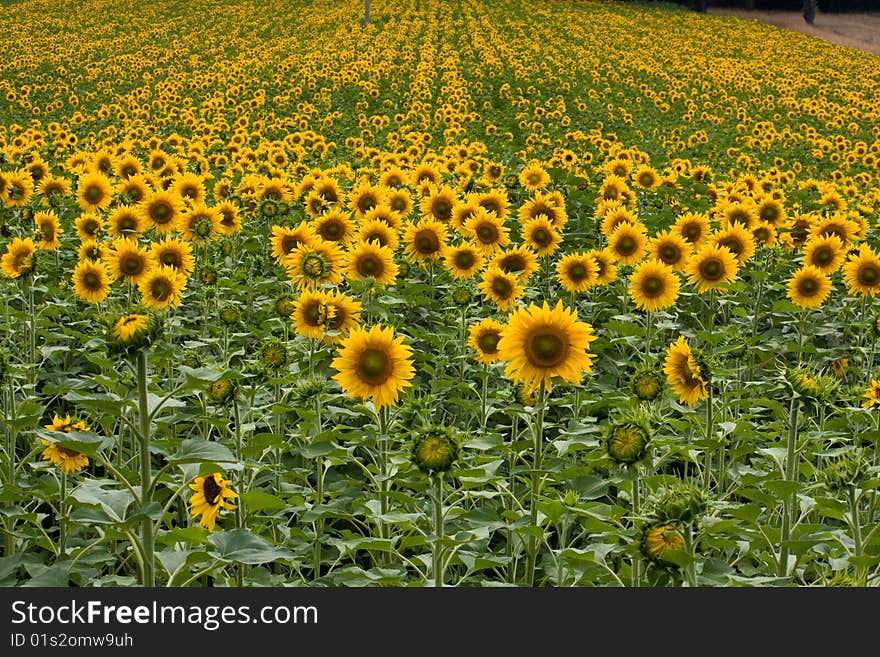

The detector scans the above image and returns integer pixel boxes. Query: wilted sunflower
[844,244,880,297]
[497,300,597,394]
[105,238,154,284]
[138,264,187,310]
[331,324,415,409]
[787,266,832,310]
[478,267,523,311]
[663,336,709,406]
[468,317,505,364]
[345,240,398,287]
[403,219,448,263]
[684,243,738,293]
[189,472,238,532]
[34,211,62,251]
[41,414,91,474]
[270,222,317,263]
[556,252,599,293]
[444,243,485,279]
[521,215,562,257]
[1,237,37,279]
[76,172,113,212]
[629,260,680,312]
[72,259,112,304]
[607,222,648,265]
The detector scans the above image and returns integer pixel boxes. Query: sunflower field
[1,0,879,588]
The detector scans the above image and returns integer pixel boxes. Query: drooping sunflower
[468,317,505,364]
[497,300,597,394]
[331,324,415,409]
[478,267,523,311]
[1,237,37,279]
[34,211,62,251]
[642,522,685,563]
[150,235,195,275]
[72,259,112,303]
[138,264,187,310]
[803,234,845,274]
[556,251,599,293]
[138,190,184,234]
[672,212,710,247]
[270,222,317,263]
[345,240,398,287]
[291,289,334,339]
[403,219,449,263]
[111,313,151,344]
[323,289,363,344]
[107,205,144,239]
[521,215,562,257]
[663,336,709,406]
[41,414,90,474]
[189,472,238,532]
[312,209,355,245]
[464,207,510,255]
[844,244,880,297]
[684,243,739,293]
[444,243,485,279]
[607,222,648,265]
[787,266,832,310]
[648,230,690,271]
[76,172,113,212]
[105,238,153,284]
[629,260,680,312]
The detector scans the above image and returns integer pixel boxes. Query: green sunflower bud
[451,284,473,307]
[258,338,290,371]
[652,482,708,524]
[630,366,663,401]
[397,259,412,279]
[259,198,280,219]
[207,374,238,405]
[605,416,652,465]
[411,425,460,474]
[219,303,242,326]
[273,292,298,318]
[198,265,219,286]
[821,450,867,493]
[290,376,329,403]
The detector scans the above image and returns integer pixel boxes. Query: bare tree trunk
[802,0,817,25]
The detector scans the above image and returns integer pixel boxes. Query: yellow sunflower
[403,219,449,263]
[104,238,153,284]
[419,185,457,224]
[492,246,539,282]
[112,313,150,343]
[444,243,485,279]
[497,300,597,394]
[468,317,505,364]
[663,336,708,406]
[521,215,562,257]
[107,205,144,239]
[478,267,523,311]
[215,200,243,235]
[76,172,113,212]
[312,210,355,245]
[323,289,363,344]
[672,212,710,247]
[477,189,511,222]
[357,218,400,250]
[710,224,755,266]
[348,181,386,219]
[463,207,510,255]
[138,264,187,310]
[72,259,112,304]
[138,190,184,234]
[684,243,739,293]
[589,248,618,286]
[607,222,648,265]
[34,211,62,251]
[180,203,221,242]
[556,252,599,293]
[519,162,550,191]
[270,222,317,263]
[599,205,639,239]
[291,289,334,339]
[345,240,398,287]
[75,213,105,240]
[189,472,238,532]
[844,244,880,297]
[861,379,880,409]
[284,240,344,290]
[642,522,685,562]
[629,260,680,312]
[632,164,661,191]
[150,235,195,275]
[647,230,690,271]
[331,324,415,409]
[41,414,90,474]
[787,266,832,310]
[803,234,845,274]
[1,237,37,279]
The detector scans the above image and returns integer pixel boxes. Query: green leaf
[170,439,238,465]
[240,490,286,512]
[35,428,113,458]
[208,529,294,564]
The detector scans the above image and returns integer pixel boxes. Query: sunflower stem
[778,395,799,579]
[377,405,389,567]
[749,253,769,379]
[59,471,67,557]
[4,379,16,558]
[458,306,467,383]
[432,473,445,588]
[232,397,245,587]
[683,524,698,588]
[848,485,865,585]
[312,391,324,579]
[630,464,640,588]
[644,311,653,360]
[703,385,714,491]
[136,350,155,587]
[27,279,36,390]
[480,363,489,431]
[526,380,546,587]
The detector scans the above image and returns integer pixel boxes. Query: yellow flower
[189,472,238,532]
[1,237,37,279]
[556,252,599,293]
[786,266,832,310]
[844,244,880,297]
[478,267,523,311]
[663,336,708,406]
[138,264,187,310]
[468,317,505,364]
[862,379,880,409]
[684,243,738,294]
[629,260,680,312]
[72,259,112,304]
[40,414,90,474]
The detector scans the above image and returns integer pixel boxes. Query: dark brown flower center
[203,476,222,505]
[454,250,476,270]
[358,254,382,277]
[858,263,880,286]
[477,332,500,354]
[476,223,498,243]
[699,257,724,281]
[526,330,567,368]
[642,276,664,297]
[357,348,391,384]
[415,229,440,254]
[150,277,172,301]
[150,201,173,223]
[84,184,104,204]
[490,276,513,298]
[616,235,637,256]
[658,244,680,264]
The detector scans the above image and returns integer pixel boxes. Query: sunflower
[684,243,739,293]
[556,251,599,293]
[1,237,37,279]
[348,182,386,219]
[468,317,505,364]
[589,248,618,286]
[107,205,144,239]
[844,244,880,297]
[672,212,710,247]
[77,239,105,262]
[811,213,860,245]
[270,222,317,263]
[386,189,413,218]
[598,175,630,203]
[599,205,639,239]
[492,245,539,282]
[642,522,685,563]
[72,259,112,303]
[607,222,648,265]
[357,218,400,250]
[478,267,523,311]
[150,235,194,275]
[76,172,113,212]
[323,289,363,343]
[631,164,660,191]
[648,230,690,271]
[114,154,142,180]
[215,200,243,235]
[710,223,755,266]
[403,219,448,263]
[419,185,457,223]
[497,300,597,394]
[718,200,758,230]
[313,210,355,245]
[34,211,62,251]
[180,204,221,242]
[803,234,845,274]
[521,215,562,257]
[138,264,187,310]
[285,240,343,290]
[331,324,415,409]
[663,336,708,406]
[444,243,485,279]
[787,266,832,310]
[117,175,152,205]
[477,189,511,222]
[464,207,510,254]
[411,426,460,474]
[41,414,90,474]
[755,195,787,226]
[861,379,880,409]
[138,190,184,234]
[111,313,151,344]
[38,175,71,202]
[345,240,398,287]
[291,289,333,339]
[751,220,778,248]
[451,198,480,233]
[519,162,550,191]
[519,192,567,229]
[1,170,33,207]
[105,238,153,284]
[411,163,441,188]
[629,260,680,312]
[189,472,238,532]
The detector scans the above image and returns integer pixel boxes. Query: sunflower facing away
[331,324,415,409]
[41,414,90,474]
[497,300,597,394]
[189,472,238,531]
[663,336,709,406]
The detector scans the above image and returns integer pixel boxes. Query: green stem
[683,524,698,587]
[848,486,865,585]
[232,398,244,588]
[458,306,467,383]
[778,396,799,579]
[433,474,444,588]
[480,364,489,431]
[526,380,546,587]
[4,379,16,557]
[137,351,155,587]
[376,405,389,566]
[631,465,640,588]
[703,386,714,491]
[313,392,324,579]
[59,472,67,556]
